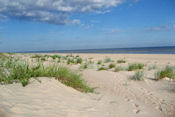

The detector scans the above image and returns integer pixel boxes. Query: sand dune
[0,54,175,117]
[0,78,116,117]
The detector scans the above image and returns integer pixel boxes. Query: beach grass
[108,63,116,69]
[76,57,83,64]
[117,59,126,63]
[97,60,102,64]
[128,63,144,71]
[0,56,94,93]
[114,66,126,72]
[155,66,175,80]
[148,64,157,71]
[98,66,108,71]
[104,57,111,63]
[131,70,144,81]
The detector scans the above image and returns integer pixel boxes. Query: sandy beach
[0,53,175,117]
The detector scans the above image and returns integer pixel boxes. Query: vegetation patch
[148,64,157,71]
[131,70,144,81]
[108,63,116,69]
[31,54,42,58]
[104,57,111,63]
[0,56,94,93]
[97,60,102,64]
[98,66,108,71]
[76,57,83,64]
[114,66,126,72]
[155,66,175,80]
[117,59,126,63]
[128,63,144,71]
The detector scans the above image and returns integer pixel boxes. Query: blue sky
[0,0,175,52]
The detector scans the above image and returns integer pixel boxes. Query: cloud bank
[0,0,123,25]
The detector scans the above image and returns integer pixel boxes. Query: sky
[0,0,175,52]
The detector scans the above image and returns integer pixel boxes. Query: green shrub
[131,70,144,81]
[43,55,50,58]
[76,57,83,64]
[117,59,126,63]
[31,54,42,58]
[97,60,102,64]
[62,56,67,60]
[98,66,108,71]
[67,58,74,64]
[114,66,125,72]
[83,63,88,69]
[104,58,111,63]
[128,63,144,71]
[41,56,46,61]
[108,63,116,69]
[51,55,57,59]
[155,66,175,80]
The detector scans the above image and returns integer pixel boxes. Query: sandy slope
[0,54,175,117]
[83,70,175,117]
[0,78,117,117]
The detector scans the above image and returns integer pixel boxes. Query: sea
[22,46,175,54]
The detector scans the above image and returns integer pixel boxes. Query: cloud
[0,0,124,25]
[105,29,120,34]
[71,19,81,25]
[144,24,175,32]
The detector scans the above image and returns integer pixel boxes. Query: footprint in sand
[133,109,140,114]
[155,106,163,112]
[133,104,139,108]
[125,98,133,102]
[132,104,141,114]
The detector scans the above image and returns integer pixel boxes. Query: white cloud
[0,0,124,25]
[71,19,81,25]
[144,24,175,32]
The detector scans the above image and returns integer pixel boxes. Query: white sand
[0,54,175,117]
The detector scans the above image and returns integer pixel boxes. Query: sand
[0,54,175,117]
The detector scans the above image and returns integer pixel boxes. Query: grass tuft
[155,66,175,80]
[31,54,42,58]
[108,63,116,69]
[97,60,102,64]
[104,57,111,63]
[148,64,157,71]
[114,66,125,72]
[76,57,83,64]
[131,70,144,81]
[128,63,144,71]
[117,59,126,63]
[98,66,108,71]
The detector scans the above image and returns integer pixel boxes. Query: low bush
[155,66,175,80]
[76,57,83,64]
[128,63,144,71]
[104,57,111,63]
[114,66,125,72]
[117,59,126,63]
[98,66,108,71]
[148,65,157,71]
[97,60,102,64]
[108,63,116,69]
[131,70,144,81]
[31,54,42,58]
